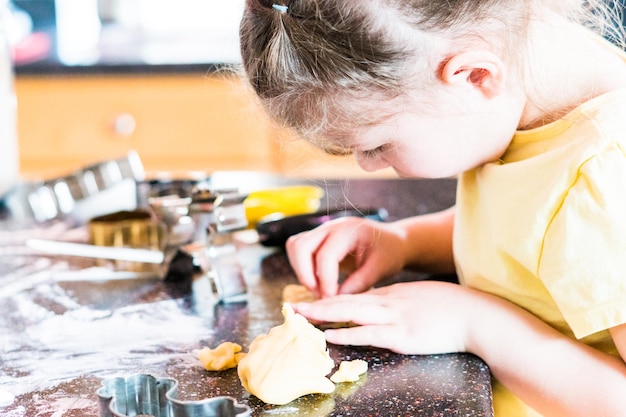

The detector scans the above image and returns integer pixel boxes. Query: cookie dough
[283,284,356,330]
[282,284,317,304]
[197,342,246,371]
[330,359,368,383]
[237,304,335,405]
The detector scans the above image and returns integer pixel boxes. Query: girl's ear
[440,50,506,99]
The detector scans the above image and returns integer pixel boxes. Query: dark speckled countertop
[0,177,493,417]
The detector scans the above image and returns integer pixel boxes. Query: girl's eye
[361,145,385,159]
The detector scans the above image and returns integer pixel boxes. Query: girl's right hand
[285,217,408,298]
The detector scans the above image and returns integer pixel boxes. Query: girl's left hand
[292,280,478,355]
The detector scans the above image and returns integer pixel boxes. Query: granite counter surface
[0,177,493,417]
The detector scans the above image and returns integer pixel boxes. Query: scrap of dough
[330,359,368,383]
[237,304,335,405]
[282,284,317,304]
[197,342,246,371]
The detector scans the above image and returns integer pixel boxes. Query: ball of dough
[237,304,335,405]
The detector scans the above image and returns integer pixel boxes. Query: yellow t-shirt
[454,88,626,416]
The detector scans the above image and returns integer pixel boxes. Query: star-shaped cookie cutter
[97,374,251,417]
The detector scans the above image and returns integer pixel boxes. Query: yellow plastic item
[244,185,324,227]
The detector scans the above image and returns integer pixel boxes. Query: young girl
[239,1,626,415]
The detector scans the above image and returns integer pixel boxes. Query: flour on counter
[0,280,215,398]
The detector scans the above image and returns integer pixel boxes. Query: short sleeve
[539,142,626,339]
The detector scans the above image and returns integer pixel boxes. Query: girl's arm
[466,289,626,417]
[394,206,456,274]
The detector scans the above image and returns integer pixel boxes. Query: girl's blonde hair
[240,0,622,145]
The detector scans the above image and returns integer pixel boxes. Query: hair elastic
[272,3,288,13]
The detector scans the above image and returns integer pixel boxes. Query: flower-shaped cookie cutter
[97,374,251,417]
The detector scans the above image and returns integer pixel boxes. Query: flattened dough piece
[197,342,246,371]
[283,284,355,330]
[282,284,317,304]
[330,359,368,383]
[237,304,335,405]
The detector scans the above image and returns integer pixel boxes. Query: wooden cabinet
[15,72,394,180]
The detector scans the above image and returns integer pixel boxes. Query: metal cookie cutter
[3,151,144,224]
[97,374,251,417]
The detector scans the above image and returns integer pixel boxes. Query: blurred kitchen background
[11,0,244,68]
[4,0,388,189]
[5,0,624,188]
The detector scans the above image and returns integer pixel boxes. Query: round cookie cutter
[88,209,164,273]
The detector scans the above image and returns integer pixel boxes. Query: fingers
[286,218,376,298]
[286,228,334,297]
[338,257,385,294]
[312,225,365,297]
[291,282,471,355]
[293,294,396,325]
[324,325,400,351]
[293,298,409,353]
